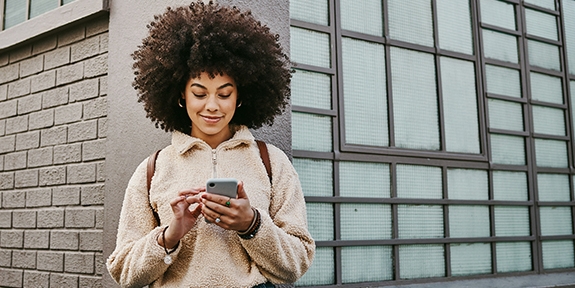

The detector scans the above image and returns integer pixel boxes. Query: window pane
[397,164,442,199]
[292,112,332,152]
[447,169,489,200]
[340,0,382,36]
[340,161,390,198]
[528,40,561,71]
[306,203,334,241]
[441,57,480,153]
[532,105,565,136]
[488,99,524,131]
[398,205,443,238]
[494,206,530,236]
[4,0,27,29]
[294,158,333,197]
[437,0,473,54]
[485,65,521,98]
[342,246,393,283]
[449,205,490,238]
[291,69,331,110]
[493,171,528,201]
[490,134,525,165]
[388,0,434,46]
[290,27,331,68]
[30,0,58,19]
[341,204,392,240]
[539,207,572,236]
[480,0,516,30]
[290,0,328,25]
[342,38,388,146]
[62,0,76,4]
[525,8,558,41]
[295,247,335,286]
[399,245,445,279]
[391,47,440,150]
[482,29,518,63]
[524,0,556,10]
[530,72,563,104]
[542,241,575,270]
[565,0,575,75]
[535,139,568,168]
[451,243,492,276]
[496,242,532,272]
[537,173,570,201]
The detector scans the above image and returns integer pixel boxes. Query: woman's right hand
[158,188,205,249]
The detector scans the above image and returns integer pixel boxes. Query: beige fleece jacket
[106,126,315,288]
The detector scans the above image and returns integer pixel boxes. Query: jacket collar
[172,125,255,155]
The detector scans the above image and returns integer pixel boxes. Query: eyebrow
[190,83,234,90]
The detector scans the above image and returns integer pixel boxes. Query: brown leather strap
[256,140,272,183]
[146,149,162,226]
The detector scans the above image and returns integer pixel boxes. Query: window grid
[1,0,73,31]
[290,0,575,286]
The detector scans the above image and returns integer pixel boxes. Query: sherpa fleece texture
[106,126,315,288]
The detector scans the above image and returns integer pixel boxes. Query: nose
[205,95,219,111]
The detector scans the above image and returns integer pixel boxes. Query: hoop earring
[237,101,242,108]
[178,98,185,108]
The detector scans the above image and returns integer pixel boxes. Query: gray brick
[0,211,11,228]
[4,151,26,171]
[79,276,102,288]
[53,143,81,164]
[40,126,67,147]
[58,26,85,47]
[0,135,15,154]
[37,208,64,228]
[17,93,42,114]
[20,55,44,77]
[30,70,56,93]
[0,84,7,100]
[5,115,28,134]
[7,78,31,99]
[79,230,102,251]
[33,36,57,55]
[25,188,51,207]
[44,47,70,70]
[41,86,68,108]
[67,163,96,184]
[0,119,4,136]
[97,118,106,138]
[94,252,104,275]
[0,99,17,119]
[82,139,105,161]
[28,147,53,167]
[81,184,104,206]
[10,45,32,62]
[65,208,95,228]
[49,273,78,287]
[83,97,107,120]
[15,131,40,150]
[0,172,14,190]
[12,250,36,269]
[0,268,23,287]
[68,120,97,143]
[86,17,108,37]
[23,270,49,288]
[15,170,39,188]
[54,102,82,125]
[52,186,80,206]
[0,249,11,267]
[71,36,100,62]
[0,230,23,248]
[24,230,49,249]
[94,207,103,229]
[12,210,36,228]
[99,76,107,96]
[0,64,19,84]
[96,162,105,182]
[37,251,63,272]
[56,62,83,85]
[84,54,107,78]
[2,191,25,208]
[100,33,109,53]
[39,166,66,186]
[29,109,54,130]
[65,252,94,274]
[69,78,99,102]
[50,230,78,250]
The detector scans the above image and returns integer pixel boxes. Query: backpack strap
[256,140,272,184]
[146,149,162,226]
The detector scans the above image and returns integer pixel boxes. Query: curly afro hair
[132,1,291,134]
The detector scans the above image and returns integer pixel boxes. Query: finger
[190,203,203,219]
[169,195,186,207]
[236,181,248,200]
[178,187,205,197]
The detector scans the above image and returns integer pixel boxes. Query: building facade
[0,0,574,287]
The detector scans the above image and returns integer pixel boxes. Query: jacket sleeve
[240,145,316,284]
[106,158,182,288]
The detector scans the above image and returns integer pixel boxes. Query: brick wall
[0,16,108,288]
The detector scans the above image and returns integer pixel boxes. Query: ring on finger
[225,198,231,207]
[215,214,221,223]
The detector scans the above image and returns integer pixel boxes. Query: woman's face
[183,72,238,147]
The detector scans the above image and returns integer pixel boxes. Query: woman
[106,2,315,287]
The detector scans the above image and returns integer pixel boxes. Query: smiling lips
[201,115,223,124]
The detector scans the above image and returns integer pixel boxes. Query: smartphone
[206,178,238,198]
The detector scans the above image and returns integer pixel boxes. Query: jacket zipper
[211,149,217,178]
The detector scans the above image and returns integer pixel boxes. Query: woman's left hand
[200,181,254,232]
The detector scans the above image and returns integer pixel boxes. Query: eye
[219,94,231,98]
[193,93,206,98]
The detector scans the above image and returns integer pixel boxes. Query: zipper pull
[212,149,217,178]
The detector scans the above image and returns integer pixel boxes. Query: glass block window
[3,0,76,30]
[534,139,568,168]
[539,207,573,236]
[493,171,528,201]
[524,8,558,41]
[30,0,58,19]
[565,0,575,75]
[494,206,530,236]
[397,164,442,199]
[528,40,561,71]
[342,246,393,283]
[290,27,331,68]
[488,99,524,131]
[290,0,329,25]
[292,112,332,152]
[399,245,445,279]
[294,158,333,197]
[339,161,390,198]
[291,69,332,110]
[490,134,525,165]
[496,242,533,272]
[485,65,522,98]
[449,205,490,237]
[532,105,565,136]
[388,0,434,46]
[524,0,556,11]
[340,204,392,240]
[306,203,334,241]
[451,243,492,276]
[482,29,519,63]
[340,0,382,36]
[436,0,473,55]
[480,0,516,30]
[447,168,488,200]
[542,241,575,269]
[398,205,444,239]
[530,72,563,104]
[295,247,335,286]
